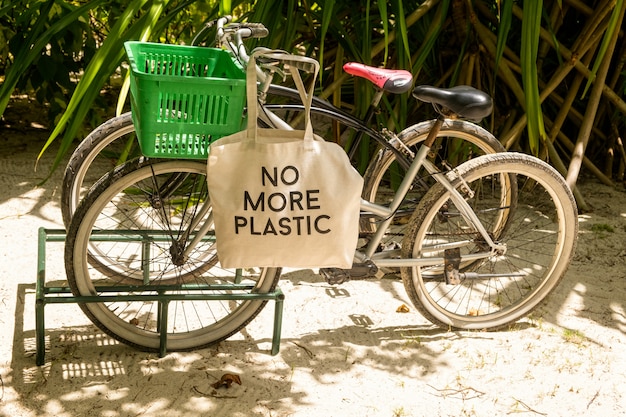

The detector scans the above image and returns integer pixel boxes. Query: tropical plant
[241,0,626,210]
[1,0,625,209]
[1,0,222,170]
[0,1,102,126]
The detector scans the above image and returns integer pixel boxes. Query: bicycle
[63,20,578,352]
[61,16,506,242]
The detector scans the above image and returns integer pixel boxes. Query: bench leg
[271,290,285,356]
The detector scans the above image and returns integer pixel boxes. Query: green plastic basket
[125,41,246,159]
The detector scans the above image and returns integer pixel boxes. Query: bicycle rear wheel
[61,112,139,227]
[401,153,578,330]
[64,158,281,351]
[361,119,507,254]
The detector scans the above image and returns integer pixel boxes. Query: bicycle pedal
[320,268,350,285]
[320,261,379,285]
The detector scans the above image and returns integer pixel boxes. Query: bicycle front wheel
[64,158,281,351]
[401,153,578,330]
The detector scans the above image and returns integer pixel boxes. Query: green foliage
[520,0,545,156]
[1,0,625,189]
[45,0,162,161]
[0,0,225,173]
[590,223,614,233]
[581,0,623,98]
[0,1,102,124]
[494,0,513,92]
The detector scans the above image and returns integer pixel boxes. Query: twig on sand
[587,389,600,409]
[290,341,314,358]
[192,386,239,399]
[509,397,548,415]
[427,384,485,400]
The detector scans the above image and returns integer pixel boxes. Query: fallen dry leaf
[396,304,410,313]
[212,373,242,389]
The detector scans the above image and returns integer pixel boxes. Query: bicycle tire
[61,112,138,228]
[64,158,281,351]
[360,119,506,251]
[400,153,578,330]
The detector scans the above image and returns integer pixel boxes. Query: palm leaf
[116,0,171,115]
[390,0,411,66]
[581,0,623,98]
[0,0,105,118]
[38,0,152,170]
[318,0,336,73]
[377,0,389,64]
[494,0,513,90]
[520,0,545,156]
[220,0,232,15]
[411,0,450,76]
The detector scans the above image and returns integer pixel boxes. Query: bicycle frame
[245,72,502,269]
[176,115,500,271]
[355,117,502,268]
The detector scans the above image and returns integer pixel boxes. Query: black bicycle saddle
[413,85,493,120]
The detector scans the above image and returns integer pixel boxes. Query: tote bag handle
[245,51,320,142]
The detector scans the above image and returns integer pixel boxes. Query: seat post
[423,115,445,148]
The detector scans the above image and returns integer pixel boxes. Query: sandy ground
[1,124,625,417]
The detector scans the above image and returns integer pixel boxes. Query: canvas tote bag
[206,52,363,269]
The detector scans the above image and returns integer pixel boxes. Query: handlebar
[216,15,268,39]
[191,17,268,46]
[190,15,318,127]
[241,23,269,39]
